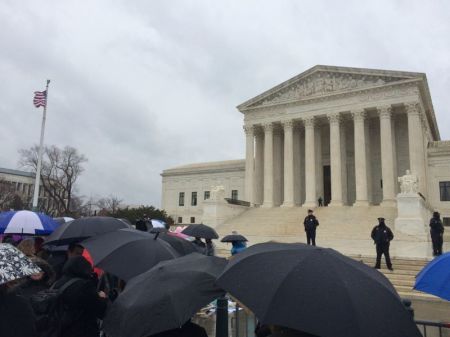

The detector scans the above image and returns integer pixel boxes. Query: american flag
[33,90,47,108]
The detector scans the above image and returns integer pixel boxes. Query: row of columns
[244,102,428,207]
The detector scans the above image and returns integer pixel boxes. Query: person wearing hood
[371,217,394,271]
[231,240,247,256]
[430,211,444,256]
[52,256,107,337]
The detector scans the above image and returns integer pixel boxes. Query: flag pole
[32,79,50,211]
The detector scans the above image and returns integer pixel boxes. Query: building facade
[161,66,450,226]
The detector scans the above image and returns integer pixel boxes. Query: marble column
[302,117,317,208]
[379,106,397,206]
[328,113,343,206]
[254,130,264,206]
[352,110,369,206]
[281,120,295,207]
[262,123,274,207]
[244,125,255,204]
[406,102,427,197]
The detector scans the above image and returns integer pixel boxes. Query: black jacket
[0,288,37,337]
[430,217,444,235]
[371,224,394,245]
[303,215,319,232]
[53,256,107,337]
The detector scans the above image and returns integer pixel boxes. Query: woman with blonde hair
[17,238,36,257]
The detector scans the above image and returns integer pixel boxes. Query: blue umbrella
[414,252,450,301]
[0,210,60,235]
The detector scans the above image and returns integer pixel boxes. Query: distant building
[0,167,56,212]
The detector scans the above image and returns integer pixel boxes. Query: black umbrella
[81,228,178,281]
[221,234,248,242]
[217,242,421,337]
[181,224,219,239]
[45,216,130,246]
[149,227,168,234]
[103,253,227,337]
[158,232,197,256]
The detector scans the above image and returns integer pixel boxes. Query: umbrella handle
[154,232,160,240]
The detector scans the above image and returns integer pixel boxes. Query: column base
[380,199,397,207]
[328,200,344,207]
[281,201,295,208]
[353,200,370,207]
[302,201,317,208]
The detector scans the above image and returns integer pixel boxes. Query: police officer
[430,211,444,256]
[371,217,394,271]
[303,209,319,246]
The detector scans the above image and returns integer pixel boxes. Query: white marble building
[161,65,450,231]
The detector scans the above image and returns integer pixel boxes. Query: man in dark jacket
[430,211,444,256]
[52,256,107,337]
[135,218,148,232]
[303,210,319,246]
[371,217,394,271]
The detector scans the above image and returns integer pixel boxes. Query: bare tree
[0,178,18,210]
[96,195,123,215]
[19,145,87,216]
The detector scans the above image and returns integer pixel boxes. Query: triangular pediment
[238,65,424,110]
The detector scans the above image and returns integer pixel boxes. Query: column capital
[405,102,421,116]
[303,116,315,128]
[351,109,367,121]
[281,120,295,131]
[262,122,274,132]
[243,124,255,135]
[378,106,393,119]
[327,112,342,124]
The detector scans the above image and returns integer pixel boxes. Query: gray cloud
[0,0,449,207]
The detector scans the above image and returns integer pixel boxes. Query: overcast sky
[1,0,449,207]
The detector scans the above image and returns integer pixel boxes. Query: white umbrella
[151,219,166,228]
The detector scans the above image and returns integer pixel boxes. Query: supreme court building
[161,65,450,232]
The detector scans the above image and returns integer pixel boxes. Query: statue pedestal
[202,186,249,228]
[394,193,431,240]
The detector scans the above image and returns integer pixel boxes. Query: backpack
[30,277,83,337]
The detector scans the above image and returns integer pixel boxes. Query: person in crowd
[303,209,319,246]
[46,248,68,281]
[0,281,37,337]
[67,242,84,258]
[33,237,48,260]
[205,238,215,256]
[430,211,444,256]
[371,217,394,271]
[17,257,55,300]
[317,197,323,207]
[135,217,148,232]
[192,237,206,253]
[231,240,247,256]
[17,238,36,257]
[52,256,107,337]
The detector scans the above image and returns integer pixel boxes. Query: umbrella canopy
[158,232,197,256]
[414,252,450,301]
[221,234,248,242]
[0,243,42,285]
[151,219,166,228]
[0,210,59,235]
[149,227,168,234]
[217,242,421,337]
[45,216,130,246]
[103,253,227,337]
[81,228,178,281]
[182,224,219,239]
[53,217,75,226]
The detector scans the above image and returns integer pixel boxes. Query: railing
[416,320,450,337]
[224,198,251,207]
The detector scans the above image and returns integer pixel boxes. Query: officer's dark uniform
[303,212,319,246]
[371,218,394,270]
[430,212,444,256]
